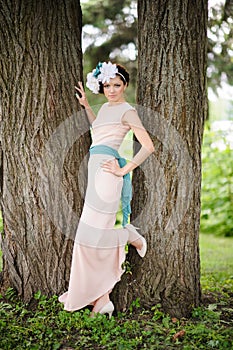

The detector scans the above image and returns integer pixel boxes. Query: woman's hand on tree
[75,82,90,109]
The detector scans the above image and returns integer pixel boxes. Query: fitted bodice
[90,102,134,151]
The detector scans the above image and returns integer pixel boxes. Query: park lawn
[200,233,233,292]
[200,233,233,276]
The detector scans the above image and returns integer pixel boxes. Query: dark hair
[98,63,130,94]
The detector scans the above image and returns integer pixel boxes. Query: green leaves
[201,126,233,236]
[0,290,232,349]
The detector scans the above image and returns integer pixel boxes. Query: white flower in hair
[98,62,118,84]
[86,70,100,94]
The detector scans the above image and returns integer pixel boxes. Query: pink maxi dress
[59,102,135,311]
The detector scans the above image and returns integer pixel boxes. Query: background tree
[113,0,208,318]
[208,0,233,91]
[0,0,89,301]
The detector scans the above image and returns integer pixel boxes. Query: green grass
[200,234,233,292]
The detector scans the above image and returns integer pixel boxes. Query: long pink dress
[59,102,135,311]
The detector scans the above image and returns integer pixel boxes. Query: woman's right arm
[75,81,96,125]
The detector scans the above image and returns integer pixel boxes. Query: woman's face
[103,76,126,103]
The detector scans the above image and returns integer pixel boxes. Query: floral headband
[86,61,126,94]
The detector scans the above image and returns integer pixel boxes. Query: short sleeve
[121,109,144,129]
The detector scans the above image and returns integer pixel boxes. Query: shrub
[201,124,233,236]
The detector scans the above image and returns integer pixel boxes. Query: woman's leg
[91,292,110,314]
[125,224,147,257]
[130,238,143,250]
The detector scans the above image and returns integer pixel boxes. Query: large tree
[113,0,208,318]
[0,0,90,301]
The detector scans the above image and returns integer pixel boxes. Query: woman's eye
[103,84,121,89]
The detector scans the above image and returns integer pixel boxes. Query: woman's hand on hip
[101,159,124,177]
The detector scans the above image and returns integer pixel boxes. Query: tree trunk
[114,0,208,318]
[0,0,90,301]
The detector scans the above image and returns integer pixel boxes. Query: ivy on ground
[0,287,232,350]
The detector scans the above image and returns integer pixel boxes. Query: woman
[59,62,155,318]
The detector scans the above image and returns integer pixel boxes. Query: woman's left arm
[119,109,155,176]
[101,109,155,177]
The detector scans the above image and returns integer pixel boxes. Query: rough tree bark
[114,0,208,318]
[0,0,90,301]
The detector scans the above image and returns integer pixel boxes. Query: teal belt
[89,144,132,227]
